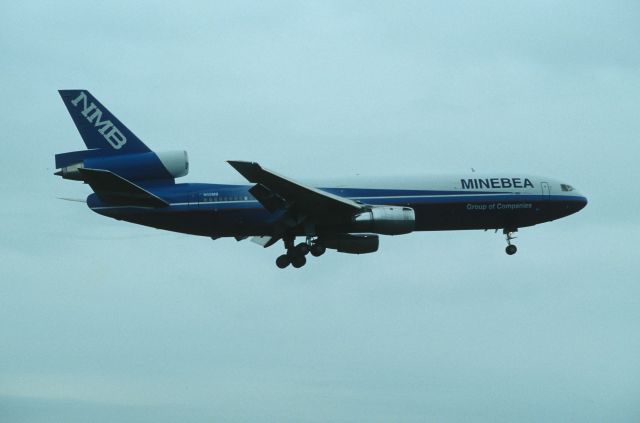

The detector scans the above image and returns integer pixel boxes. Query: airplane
[55,90,588,269]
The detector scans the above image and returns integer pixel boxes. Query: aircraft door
[541,182,551,200]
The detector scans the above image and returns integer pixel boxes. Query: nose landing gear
[504,229,518,255]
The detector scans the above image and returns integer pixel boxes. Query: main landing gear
[275,236,326,269]
[504,229,518,255]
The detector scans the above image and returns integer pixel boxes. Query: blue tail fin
[59,90,150,154]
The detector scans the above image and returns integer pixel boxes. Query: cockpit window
[561,184,574,192]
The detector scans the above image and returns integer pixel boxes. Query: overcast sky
[1,1,639,422]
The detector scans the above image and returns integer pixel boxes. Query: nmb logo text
[71,92,127,149]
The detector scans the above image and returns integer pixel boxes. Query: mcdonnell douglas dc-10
[55,90,588,269]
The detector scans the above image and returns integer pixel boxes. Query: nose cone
[573,194,588,213]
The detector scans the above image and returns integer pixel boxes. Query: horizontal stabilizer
[55,148,109,169]
[78,168,169,208]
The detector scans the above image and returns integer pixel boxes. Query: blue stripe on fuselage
[90,181,585,212]
[139,183,521,205]
[106,181,587,207]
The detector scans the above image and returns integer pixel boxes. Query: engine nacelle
[57,150,189,181]
[322,234,379,254]
[352,206,415,235]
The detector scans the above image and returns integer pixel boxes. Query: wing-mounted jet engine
[352,206,415,235]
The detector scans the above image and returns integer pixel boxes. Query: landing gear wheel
[295,243,310,256]
[505,245,517,255]
[310,243,326,257]
[276,254,290,269]
[291,255,307,268]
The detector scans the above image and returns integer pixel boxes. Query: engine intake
[352,206,415,235]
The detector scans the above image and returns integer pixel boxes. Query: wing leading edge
[227,161,362,217]
[228,161,365,247]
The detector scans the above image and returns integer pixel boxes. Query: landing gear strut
[274,236,325,269]
[504,229,518,255]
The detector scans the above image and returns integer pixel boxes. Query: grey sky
[1,1,639,422]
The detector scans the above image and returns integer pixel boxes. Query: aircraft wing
[227,161,363,218]
[78,168,169,208]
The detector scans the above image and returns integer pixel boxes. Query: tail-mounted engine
[352,206,415,235]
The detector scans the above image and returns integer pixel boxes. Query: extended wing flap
[227,161,362,217]
[78,168,169,208]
